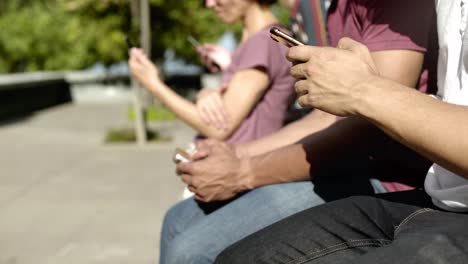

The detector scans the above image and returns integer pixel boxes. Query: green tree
[0,0,288,73]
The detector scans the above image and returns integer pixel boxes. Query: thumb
[191,149,209,161]
[337,37,372,61]
[337,37,378,74]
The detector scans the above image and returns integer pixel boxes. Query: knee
[160,204,181,243]
[161,199,196,243]
[163,235,213,264]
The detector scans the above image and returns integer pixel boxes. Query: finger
[286,45,324,63]
[206,97,228,129]
[194,194,206,202]
[336,37,372,63]
[294,80,309,97]
[297,94,312,108]
[187,185,197,193]
[180,174,192,185]
[213,94,229,123]
[290,63,309,79]
[191,149,209,161]
[197,103,212,125]
[201,104,218,127]
[203,43,218,50]
[176,162,193,175]
[202,101,223,129]
[337,37,377,73]
[337,37,367,53]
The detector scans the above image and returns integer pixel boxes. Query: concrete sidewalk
[0,103,195,264]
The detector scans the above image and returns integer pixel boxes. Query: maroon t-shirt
[222,27,296,144]
[327,0,438,95]
[327,0,438,191]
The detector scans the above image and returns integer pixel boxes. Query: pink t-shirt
[222,27,296,144]
[327,0,438,191]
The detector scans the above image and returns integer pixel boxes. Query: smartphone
[187,35,202,49]
[173,147,191,163]
[188,35,221,72]
[270,26,305,47]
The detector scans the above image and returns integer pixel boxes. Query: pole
[130,0,148,145]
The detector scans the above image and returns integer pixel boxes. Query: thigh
[215,196,422,264]
[166,181,322,263]
[350,210,468,264]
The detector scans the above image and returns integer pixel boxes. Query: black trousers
[215,190,468,264]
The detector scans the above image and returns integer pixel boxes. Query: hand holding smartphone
[270,26,305,47]
[173,148,191,163]
[188,35,223,72]
[173,143,198,164]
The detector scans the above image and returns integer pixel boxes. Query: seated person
[161,0,438,263]
[129,0,296,144]
[215,1,468,263]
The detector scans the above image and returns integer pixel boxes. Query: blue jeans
[215,191,468,264]
[160,173,382,264]
[160,182,322,264]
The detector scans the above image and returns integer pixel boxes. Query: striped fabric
[290,0,329,46]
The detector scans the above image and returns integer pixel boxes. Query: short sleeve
[231,30,289,78]
[359,0,437,52]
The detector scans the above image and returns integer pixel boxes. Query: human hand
[287,37,380,116]
[196,86,229,130]
[176,139,251,202]
[196,44,232,73]
[128,48,162,91]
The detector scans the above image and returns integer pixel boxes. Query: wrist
[145,77,166,95]
[353,74,385,118]
[238,157,256,191]
[233,144,249,158]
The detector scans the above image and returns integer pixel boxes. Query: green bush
[0,0,288,73]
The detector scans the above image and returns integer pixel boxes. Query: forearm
[358,77,468,178]
[243,117,383,189]
[237,110,336,157]
[149,81,231,139]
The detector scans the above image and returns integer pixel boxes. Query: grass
[127,105,177,122]
[105,105,176,143]
[104,128,172,143]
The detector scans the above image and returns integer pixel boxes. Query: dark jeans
[215,190,468,264]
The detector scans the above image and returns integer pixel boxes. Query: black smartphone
[270,26,305,47]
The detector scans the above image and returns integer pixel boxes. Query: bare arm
[243,117,382,189]
[128,48,269,140]
[359,78,468,179]
[146,68,268,140]
[236,49,424,157]
[236,109,336,157]
[288,38,468,180]
[177,48,427,202]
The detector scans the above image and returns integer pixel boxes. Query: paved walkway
[0,103,195,264]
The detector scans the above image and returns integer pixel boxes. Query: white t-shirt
[424,0,468,212]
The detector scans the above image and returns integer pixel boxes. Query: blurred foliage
[0,0,289,73]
